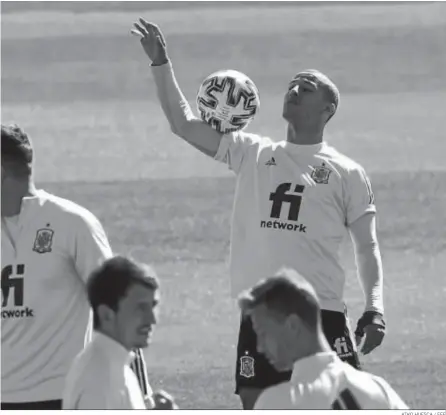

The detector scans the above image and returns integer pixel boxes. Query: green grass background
[2,1,446,409]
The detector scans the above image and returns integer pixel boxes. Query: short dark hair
[1,124,33,176]
[295,70,340,123]
[238,268,321,329]
[87,255,159,329]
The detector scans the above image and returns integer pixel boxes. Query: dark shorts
[235,309,361,393]
[1,400,62,410]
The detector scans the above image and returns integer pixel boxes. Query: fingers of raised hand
[131,22,147,38]
[139,19,166,44]
[138,18,159,35]
[132,18,156,37]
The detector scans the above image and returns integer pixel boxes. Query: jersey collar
[15,189,50,227]
[279,141,326,155]
[93,331,135,366]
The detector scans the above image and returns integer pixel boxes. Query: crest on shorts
[33,228,54,254]
[240,352,255,378]
[311,163,331,184]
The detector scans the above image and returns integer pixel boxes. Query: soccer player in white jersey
[132,20,386,409]
[63,256,178,410]
[1,124,151,409]
[238,269,407,409]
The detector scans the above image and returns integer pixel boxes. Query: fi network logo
[260,183,307,233]
[1,264,34,319]
[333,337,353,358]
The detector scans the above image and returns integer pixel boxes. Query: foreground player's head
[283,69,340,128]
[1,123,34,185]
[238,268,323,371]
[87,256,160,350]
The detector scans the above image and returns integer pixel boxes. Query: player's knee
[238,387,263,410]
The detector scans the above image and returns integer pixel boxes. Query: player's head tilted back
[1,123,33,185]
[283,70,340,129]
[87,256,160,350]
[238,268,330,372]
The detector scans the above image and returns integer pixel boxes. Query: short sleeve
[344,166,377,226]
[214,131,260,174]
[73,210,113,283]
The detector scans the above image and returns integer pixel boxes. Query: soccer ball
[196,70,260,135]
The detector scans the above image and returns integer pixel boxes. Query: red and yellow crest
[33,228,54,254]
[311,164,332,184]
[239,353,255,378]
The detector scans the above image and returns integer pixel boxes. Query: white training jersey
[1,189,112,402]
[215,132,376,312]
[63,332,148,410]
[255,352,408,409]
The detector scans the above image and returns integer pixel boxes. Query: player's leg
[321,308,361,369]
[235,314,292,409]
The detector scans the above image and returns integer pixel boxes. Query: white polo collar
[278,141,326,155]
[16,189,48,221]
[2,189,49,229]
[93,332,135,366]
[291,352,338,382]
[20,189,48,208]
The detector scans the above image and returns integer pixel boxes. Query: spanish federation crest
[311,163,332,184]
[33,228,54,254]
[240,352,255,378]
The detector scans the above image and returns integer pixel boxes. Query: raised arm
[132,18,224,158]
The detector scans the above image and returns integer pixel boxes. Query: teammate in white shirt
[238,269,407,409]
[132,20,386,409]
[63,256,178,410]
[1,124,150,409]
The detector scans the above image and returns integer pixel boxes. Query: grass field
[2,1,446,410]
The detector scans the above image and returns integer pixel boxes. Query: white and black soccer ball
[196,70,260,135]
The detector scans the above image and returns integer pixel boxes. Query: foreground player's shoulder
[342,363,406,409]
[370,374,409,409]
[64,345,113,409]
[41,191,104,233]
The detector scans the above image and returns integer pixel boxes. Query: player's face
[251,304,297,372]
[114,284,159,350]
[282,72,330,125]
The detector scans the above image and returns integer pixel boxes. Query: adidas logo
[265,157,276,166]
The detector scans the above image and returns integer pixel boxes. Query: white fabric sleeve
[373,376,409,409]
[349,213,384,314]
[214,131,259,174]
[344,166,376,226]
[73,388,112,410]
[73,211,113,283]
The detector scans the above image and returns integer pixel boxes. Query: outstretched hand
[131,18,169,65]
[354,311,386,355]
[355,323,385,355]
